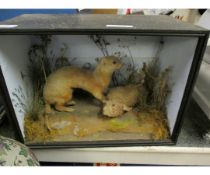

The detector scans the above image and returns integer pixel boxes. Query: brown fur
[43,56,122,114]
[103,85,141,117]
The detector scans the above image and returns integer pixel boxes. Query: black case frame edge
[171,33,209,142]
[0,30,209,149]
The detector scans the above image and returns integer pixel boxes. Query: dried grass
[26,35,75,123]
[24,116,58,142]
[126,57,172,113]
[25,91,44,121]
[28,35,52,93]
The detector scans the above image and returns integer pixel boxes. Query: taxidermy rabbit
[103,84,143,117]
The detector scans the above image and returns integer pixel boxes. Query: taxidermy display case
[0,14,208,148]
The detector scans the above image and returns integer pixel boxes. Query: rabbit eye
[113,61,116,64]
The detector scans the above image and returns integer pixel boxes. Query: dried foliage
[142,58,172,112]
[54,43,71,70]
[127,57,172,113]
[152,67,171,111]
[26,35,71,120]
[136,109,170,140]
[24,115,58,142]
[27,35,52,120]
[28,35,52,96]
[25,91,43,121]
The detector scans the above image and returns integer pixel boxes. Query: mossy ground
[24,99,169,143]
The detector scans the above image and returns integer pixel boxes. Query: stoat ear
[100,56,109,64]
[100,57,106,65]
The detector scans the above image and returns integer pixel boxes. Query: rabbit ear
[123,105,132,112]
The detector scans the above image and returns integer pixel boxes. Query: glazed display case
[0,14,208,148]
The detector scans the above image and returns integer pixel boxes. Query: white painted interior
[159,36,198,134]
[0,35,198,139]
[0,35,32,136]
[50,35,160,68]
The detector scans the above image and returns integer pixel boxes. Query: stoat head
[98,56,123,72]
